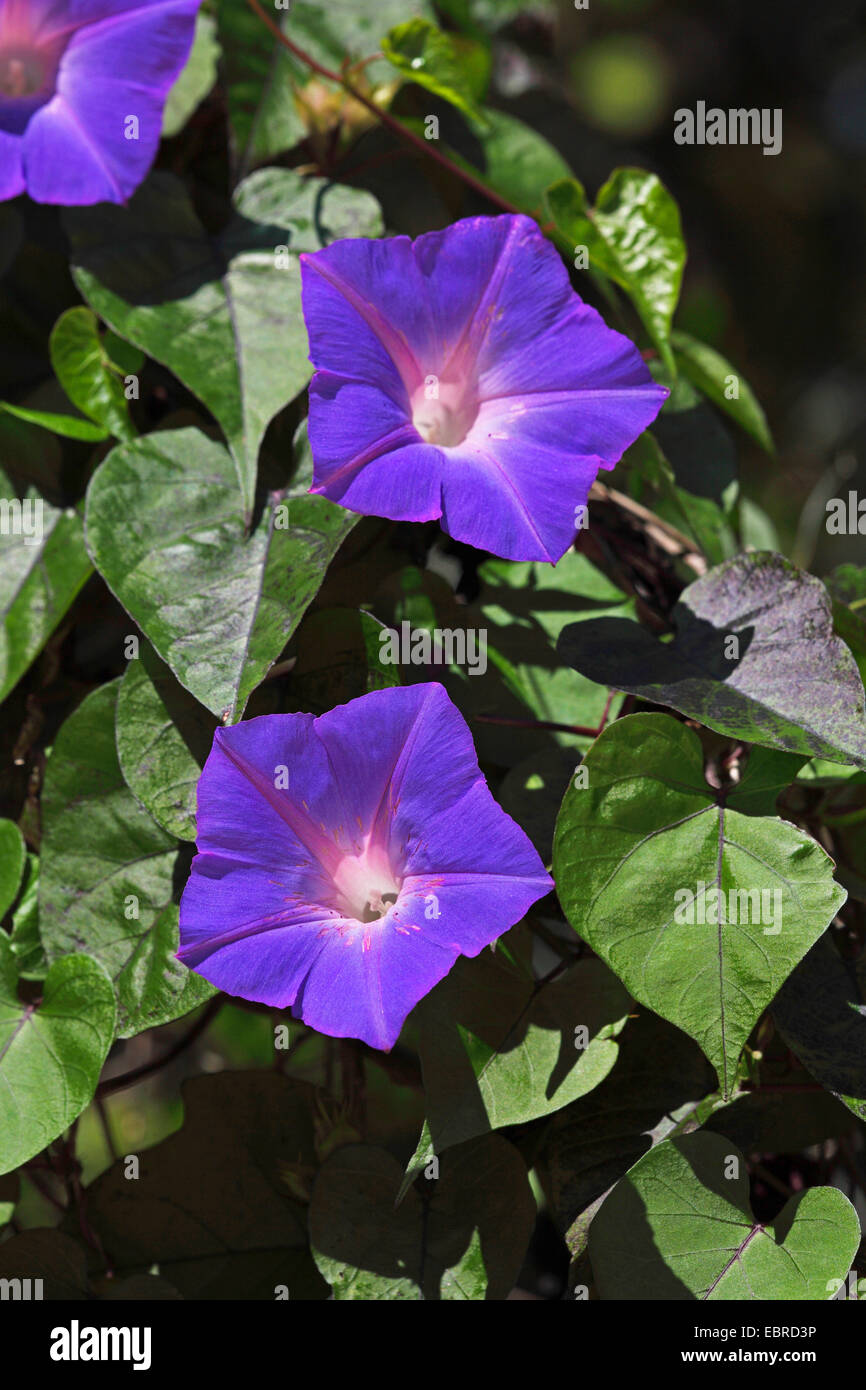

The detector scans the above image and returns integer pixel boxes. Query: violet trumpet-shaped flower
[178,684,552,1050]
[0,0,200,205]
[299,213,668,563]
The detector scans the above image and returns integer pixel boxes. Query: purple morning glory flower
[299,213,668,563]
[0,0,200,205]
[178,683,552,1050]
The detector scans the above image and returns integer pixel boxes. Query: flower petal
[314,684,479,850]
[397,873,546,955]
[194,715,351,875]
[412,213,529,375]
[21,0,199,204]
[0,130,24,199]
[300,238,428,397]
[314,683,551,899]
[177,858,332,971]
[301,213,668,562]
[404,772,552,883]
[467,229,649,398]
[473,381,666,464]
[435,436,582,562]
[293,917,460,1051]
[306,372,441,520]
[178,685,551,1047]
[35,0,193,43]
[428,371,666,561]
[179,879,336,1008]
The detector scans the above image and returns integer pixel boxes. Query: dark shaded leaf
[558,552,866,767]
[399,931,628,1195]
[773,934,866,1123]
[311,1135,534,1300]
[74,1073,330,1300]
[538,1009,715,1260]
[0,1230,89,1299]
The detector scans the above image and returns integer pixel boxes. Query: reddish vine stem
[595,688,616,734]
[24,1165,67,1214]
[94,1094,118,1163]
[96,994,225,1097]
[245,0,522,216]
[63,1120,115,1278]
[750,1160,793,1201]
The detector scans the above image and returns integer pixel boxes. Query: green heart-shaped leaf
[0,937,115,1175]
[401,945,629,1199]
[381,18,490,127]
[0,486,91,704]
[590,1131,860,1300]
[86,426,355,722]
[49,307,135,442]
[38,682,213,1037]
[116,641,217,842]
[545,169,685,373]
[0,818,25,919]
[553,714,846,1096]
